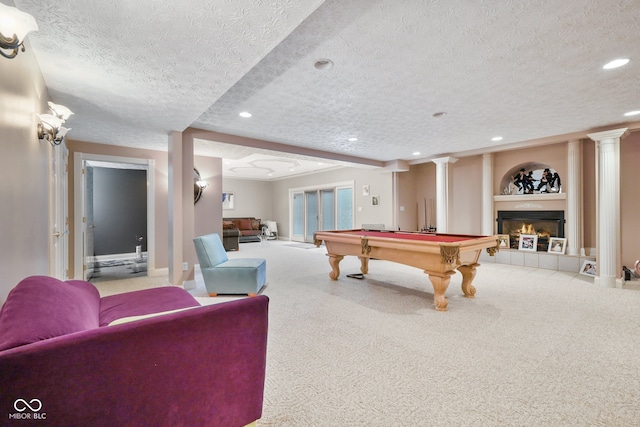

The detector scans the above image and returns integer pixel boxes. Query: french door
[291,183,353,242]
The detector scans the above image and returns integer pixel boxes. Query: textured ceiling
[12,0,640,179]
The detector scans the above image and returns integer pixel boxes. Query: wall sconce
[38,101,73,146]
[194,168,208,204]
[0,3,38,59]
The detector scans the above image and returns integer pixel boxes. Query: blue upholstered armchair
[193,233,267,296]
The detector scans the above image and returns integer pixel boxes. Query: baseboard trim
[148,267,168,277]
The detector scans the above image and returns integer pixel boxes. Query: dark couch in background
[224,217,263,243]
[223,227,240,251]
[0,276,269,426]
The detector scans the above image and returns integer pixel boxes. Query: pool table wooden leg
[426,271,455,311]
[457,263,479,297]
[328,254,344,280]
[358,256,369,274]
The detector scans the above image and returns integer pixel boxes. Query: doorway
[74,153,155,281]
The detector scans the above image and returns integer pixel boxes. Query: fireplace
[497,210,565,251]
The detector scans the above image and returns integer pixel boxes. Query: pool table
[313,229,500,311]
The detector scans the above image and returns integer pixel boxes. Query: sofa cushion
[223,220,235,229]
[0,276,101,351]
[251,219,261,230]
[238,219,253,231]
[99,286,200,326]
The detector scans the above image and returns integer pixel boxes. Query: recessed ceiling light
[412,152,421,156]
[314,59,333,70]
[432,112,447,118]
[289,168,295,172]
[603,58,629,69]
[267,173,273,177]
[347,137,358,142]
[624,110,640,116]
[492,136,503,141]
[239,111,252,118]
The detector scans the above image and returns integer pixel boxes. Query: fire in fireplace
[497,210,565,251]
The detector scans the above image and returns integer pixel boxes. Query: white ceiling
[12,0,640,180]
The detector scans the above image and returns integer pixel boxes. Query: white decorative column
[587,128,628,288]
[566,140,583,256]
[432,157,458,233]
[481,153,494,236]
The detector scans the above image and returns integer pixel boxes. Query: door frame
[73,153,156,280]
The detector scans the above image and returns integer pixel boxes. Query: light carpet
[93,241,640,426]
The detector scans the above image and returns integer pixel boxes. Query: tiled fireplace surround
[479,244,595,273]
[480,194,596,273]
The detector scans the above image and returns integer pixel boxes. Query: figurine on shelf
[512,168,526,192]
[524,171,535,194]
[548,172,561,192]
[536,168,551,192]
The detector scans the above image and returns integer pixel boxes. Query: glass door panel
[305,191,319,242]
[320,189,335,230]
[336,187,353,229]
[292,192,304,241]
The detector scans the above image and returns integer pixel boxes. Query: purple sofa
[0,276,269,426]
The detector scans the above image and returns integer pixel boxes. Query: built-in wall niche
[500,162,561,195]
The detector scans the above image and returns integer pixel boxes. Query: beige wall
[410,163,437,230]
[0,44,50,303]
[221,178,274,221]
[396,171,418,231]
[194,155,223,241]
[621,131,640,269]
[450,156,483,234]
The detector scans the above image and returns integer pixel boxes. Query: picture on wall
[362,185,370,196]
[518,234,537,251]
[547,237,567,254]
[371,195,379,206]
[222,192,235,210]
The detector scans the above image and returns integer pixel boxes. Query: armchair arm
[0,296,269,427]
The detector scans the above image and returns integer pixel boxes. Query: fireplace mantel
[494,193,566,202]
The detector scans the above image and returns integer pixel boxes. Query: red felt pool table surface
[313,229,500,311]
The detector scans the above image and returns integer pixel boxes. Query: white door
[83,163,95,280]
[50,144,69,279]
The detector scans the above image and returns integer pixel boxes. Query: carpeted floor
[93,241,640,426]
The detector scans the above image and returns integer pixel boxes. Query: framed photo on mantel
[497,234,510,248]
[547,237,567,254]
[518,234,537,252]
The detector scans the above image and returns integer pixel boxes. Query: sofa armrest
[0,296,269,427]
